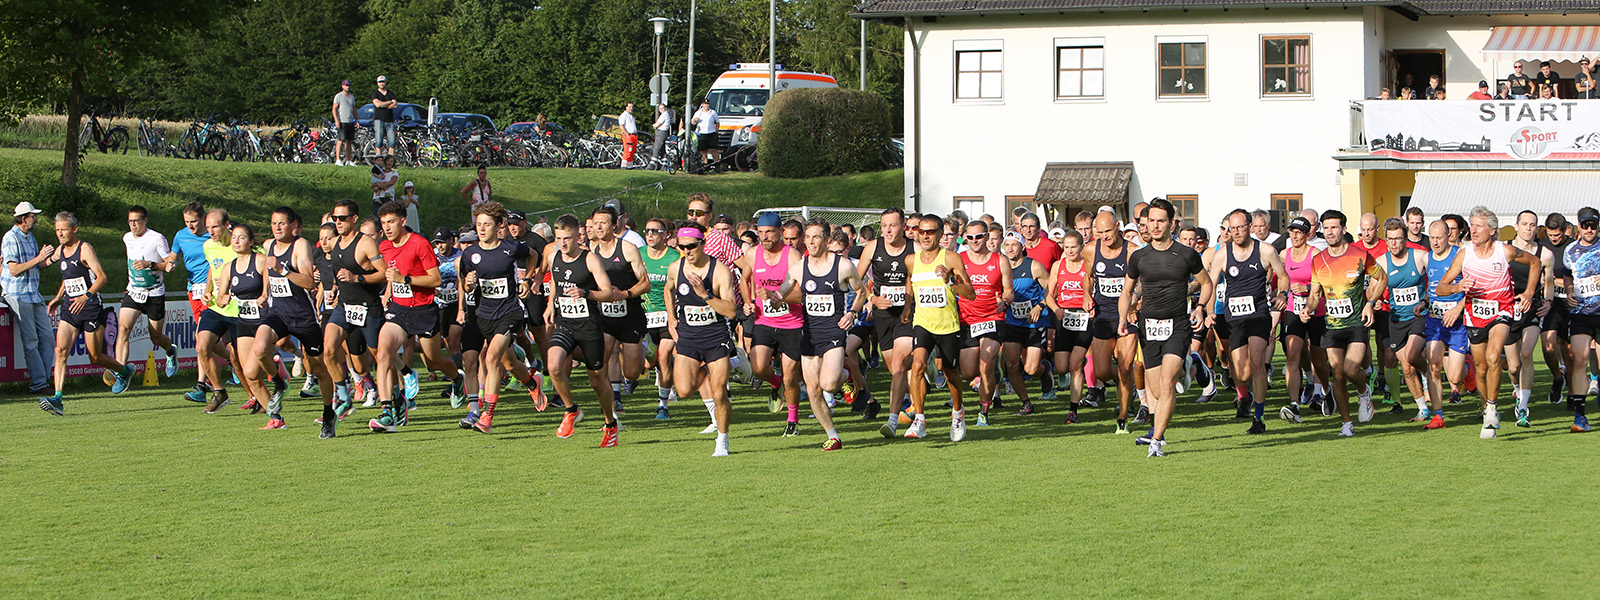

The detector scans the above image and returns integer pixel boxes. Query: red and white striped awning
[1482,26,1600,63]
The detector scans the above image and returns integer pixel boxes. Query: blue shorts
[373,120,396,148]
[1424,316,1469,355]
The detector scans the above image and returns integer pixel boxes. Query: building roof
[1033,162,1133,205]
[853,0,1600,18]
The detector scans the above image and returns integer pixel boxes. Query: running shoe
[1040,386,1056,402]
[1515,406,1530,428]
[1573,414,1591,433]
[164,346,179,378]
[950,410,966,442]
[259,417,287,430]
[1315,394,1332,417]
[1550,374,1566,404]
[932,368,947,389]
[239,397,260,411]
[732,347,753,386]
[864,399,881,421]
[782,421,799,437]
[768,386,783,413]
[879,420,897,438]
[1338,421,1355,437]
[458,411,480,429]
[1448,390,1462,405]
[1196,388,1216,404]
[402,369,420,401]
[204,390,231,413]
[319,417,336,439]
[39,396,63,416]
[1425,414,1446,430]
[655,406,670,420]
[600,424,619,448]
[187,383,217,404]
[699,422,718,434]
[1480,409,1499,440]
[1411,407,1430,422]
[904,416,926,439]
[473,402,496,434]
[557,409,583,438]
[1135,427,1154,445]
[1176,354,1191,395]
[1247,418,1266,435]
[1080,388,1101,408]
[334,397,356,420]
[269,377,288,416]
[821,437,843,451]
[1114,422,1130,435]
[527,372,547,411]
[228,368,241,386]
[712,435,729,457]
[1147,438,1166,457]
[1387,402,1405,415]
[449,372,465,408]
[1132,404,1150,425]
[1064,411,1079,424]
[1217,365,1233,389]
[614,399,625,414]
[1235,394,1252,419]
[300,375,320,398]
[1280,404,1302,423]
[1016,401,1035,416]
[368,407,398,433]
[1004,379,1015,397]
[1357,395,1375,424]
[110,366,132,395]
[898,407,915,425]
[977,412,990,426]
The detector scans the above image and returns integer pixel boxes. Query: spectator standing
[399,180,421,233]
[619,102,639,169]
[1533,61,1562,98]
[691,100,721,171]
[371,75,398,158]
[2,202,56,393]
[1507,62,1532,98]
[331,79,357,166]
[1424,75,1443,100]
[1577,58,1597,99]
[460,165,492,212]
[1468,80,1493,100]
[370,155,398,214]
[651,104,673,169]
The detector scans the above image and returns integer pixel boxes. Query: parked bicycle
[78,105,130,155]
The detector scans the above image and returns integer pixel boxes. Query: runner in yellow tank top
[887,218,975,442]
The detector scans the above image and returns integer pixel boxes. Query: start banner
[0,298,203,382]
[1364,100,1600,160]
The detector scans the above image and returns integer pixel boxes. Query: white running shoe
[1413,407,1430,422]
[698,422,718,434]
[1357,386,1374,423]
[1338,421,1355,437]
[1279,405,1302,423]
[712,437,730,457]
[1481,404,1499,439]
[904,416,926,439]
[951,410,966,442]
[361,396,378,408]
[1147,438,1165,457]
[1176,354,1191,395]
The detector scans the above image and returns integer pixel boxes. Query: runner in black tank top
[589,207,652,404]
[41,216,132,415]
[1208,210,1290,433]
[217,224,285,428]
[668,225,740,456]
[260,209,337,436]
[1539,229,1573,403]
[861,215,917,422]
[1085,211,1143,434]
[319,201,388,425]
[541,216,621,444]
[781,220,868,451]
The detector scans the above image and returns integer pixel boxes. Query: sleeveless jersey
[909,249,960,335]
[1006,257,1046,329]
[801,255,847,332]
[332,234,382,309]
[1427,246,1464,321]
[230,253,266,323]
[1383,249,1425,322]
[752,246,803,329]
[58,243,100,308]
[1461,241,1515,327]
[435,250,460,307]
[958,250,1003,325]
[869,238,912,319]
[1285,245,1323,316]
[1090,243,1128,320]
[1542,237,1574,307]
[1053,258,1091,333]
[643,246,680,328]
[265,238,317,324]
[550,249,600,332]
[1508,242,1540,305]
[1222,242,1269,323]
[595,240,641,321]
[1212,241,1229,316]
[673,257,731,346]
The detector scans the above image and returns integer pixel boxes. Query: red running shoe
[1425,414,1446,430]
[599,424,619,447]
[259,417,286,430]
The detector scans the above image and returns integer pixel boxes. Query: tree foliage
[757,87,890,179]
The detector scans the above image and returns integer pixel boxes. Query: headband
[678,227,704,240]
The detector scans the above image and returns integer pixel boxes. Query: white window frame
[1155,35,1208,101]
[955,197,986,220]
[1054,37,1107,103]
[954,40,1004,104]
[1260,34,1314,100]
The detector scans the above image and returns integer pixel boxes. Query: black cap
[1287,216,1312,233]
[1478,80,1489,88]
[432,227,457,243]
[508,210,527,222]
[1579,207,1600,227]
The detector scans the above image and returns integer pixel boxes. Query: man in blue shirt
[169,201,212,393]
[2,202,57,393]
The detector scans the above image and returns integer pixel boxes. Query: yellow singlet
[910,249,960,335]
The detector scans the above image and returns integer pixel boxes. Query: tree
[0,0,232,186]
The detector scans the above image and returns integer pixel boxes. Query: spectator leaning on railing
[2,202,57,394]
[1468,80,1493,100]
[1577,58,1597,99]
[1507,62,1532,99]
[1533,61,1562,99]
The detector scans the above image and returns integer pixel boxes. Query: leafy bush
[758,88,891,179]
[35,182,121,223]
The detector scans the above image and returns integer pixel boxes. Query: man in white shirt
[651,104,673,169]
[691,100,720,170]
[618,102,639,169]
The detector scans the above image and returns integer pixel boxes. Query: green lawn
[0,347,1591,598]
[0,148,902,292]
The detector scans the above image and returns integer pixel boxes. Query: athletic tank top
[869,238,911,318]
[1461,241,1514,327]
[265,238,316,323]
[1007,257,1046,328]
[1284,244,1323,316]
[909,249,960,335]
[958,250,1003,325]
[57,242,99,305]
[673,257,731,345]
[753,247,802,328]
[1542,237,1573,305]
[1212,241,1229,316]
[642,246,679,316]
[230,252,265,322]
[595,240,641,320]
[551,249,601,333]
[1384,248,1424,322]
[801,255,847,332]
[332,234,381,308]
[1427,246,1464,321]
[1509,241,1543,317]
[436,250,459,307]
[1091,243,1128,318]
[1222,242,1268,323]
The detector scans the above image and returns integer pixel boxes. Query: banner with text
[0,299,202,383]
[1364,100,1600,160]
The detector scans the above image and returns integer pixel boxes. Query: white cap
[376,75,387,82]
[1048,227,1067,239]
[404,180,414,188]
[1098,206,1114,213]
[13,202,42,217]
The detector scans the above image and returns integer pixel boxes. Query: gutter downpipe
[906,18,922,213]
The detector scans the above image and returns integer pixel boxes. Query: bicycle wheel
[202,135,226,161]
[260,138,282,163]
[105,127,130,155]
[417,141,443,169]
[540,146,569,168]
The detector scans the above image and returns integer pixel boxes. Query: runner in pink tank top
[1459,241,1515,329]
[737,213,807,433]
[753,246,804,329]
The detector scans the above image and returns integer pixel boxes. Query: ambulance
[703,63,838,152]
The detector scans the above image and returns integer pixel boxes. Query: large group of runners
[32,194,1600,457]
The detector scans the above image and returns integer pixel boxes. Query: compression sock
[787,404,799,423]
[322,404,336,422]
[1083,357,1096,388]
[1570,395,1586,416]
[1137,388,1148,404]
[659,387,671,407]
[467,396,480,413]
[611,380,622,396]
[1235,385,1249,399]
[1253,400,1265,419]
[766,372,781,389]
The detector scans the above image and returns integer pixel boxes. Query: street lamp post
[649,17,670,106]
[684,0,697,160]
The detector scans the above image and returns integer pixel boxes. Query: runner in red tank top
[956,221,1011,417]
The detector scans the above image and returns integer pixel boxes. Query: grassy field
[0,147,901,292]
[0,346,1592,598]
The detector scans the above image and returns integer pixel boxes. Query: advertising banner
[0,298,202,382]
[1364,100,1600,160]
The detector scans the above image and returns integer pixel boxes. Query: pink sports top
[752,247,803,329]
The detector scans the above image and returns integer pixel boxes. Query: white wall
[902,8,1372,228]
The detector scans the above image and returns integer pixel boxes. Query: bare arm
[81,243,109,295]
[705,261,738,318]
[585,253,618,302]
[947,252,975,300]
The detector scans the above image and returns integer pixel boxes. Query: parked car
[355,102,427,129]
[436,113,496,134]
[504,121,567,138]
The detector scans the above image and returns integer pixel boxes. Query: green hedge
[757,88,891,179]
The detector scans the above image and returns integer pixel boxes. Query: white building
[855,0,1600,230]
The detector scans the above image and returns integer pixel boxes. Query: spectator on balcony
[1433,87,1447,100]
[1533,61,1562,98]
[1496,82,1512,99]
[1401,73,1417,94]
[1540,84,1557,100]
[1507,62,1532,98]
[1468,80,1493,100]
[1378,88,1393,100]
[1578,58,1597,99]
[1400,87,1417,100]
[1424,75,1443,100]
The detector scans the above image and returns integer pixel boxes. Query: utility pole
[768,0,777,98]
[860,20,867,89]
[685,0,696,155]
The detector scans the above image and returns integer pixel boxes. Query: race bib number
[557,296,590,319]
[1391,286,1418,306]
[1292,295,1307,314]
[1555,282,1568,299]
[804,293,835,317]
[1144,318,1173,341]
[191,282,208,298]
[1431,300,1457,320]
[437,283,458,304]
[126,287,149,303]
[880,285,906,307]
[1513,300,1524,321]
[1097,278,1124,298]
[1062,310,1088,332]
[646,310,668,329]
[1226,295,1255,317]
[1009,301,1032,321]
[763,298,790,318]
[481,277,509,299]
[63,277,88,297]
[683,304,716,326]
[238,299,261,320]
[390,281,413,299]
[343,304,368,326]
[269,277,292,298]
[968,319,996,336]
[1326,297,1354,319]
[1471,298,1499,320]
[1576,276,1600,299]
[541,280,551,296]
[600,300,628,318]
[1215,281,1228,303]
[915,285,947,308]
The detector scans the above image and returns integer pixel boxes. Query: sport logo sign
[1508,126,1559,159]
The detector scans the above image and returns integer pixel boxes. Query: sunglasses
[917,228,942,235]
[686,209,708,217]
[679,241,701,250]
[1582,221,1599,229]
[331,214,355,221]
[644,228,664,234]
[965,234,988,241]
